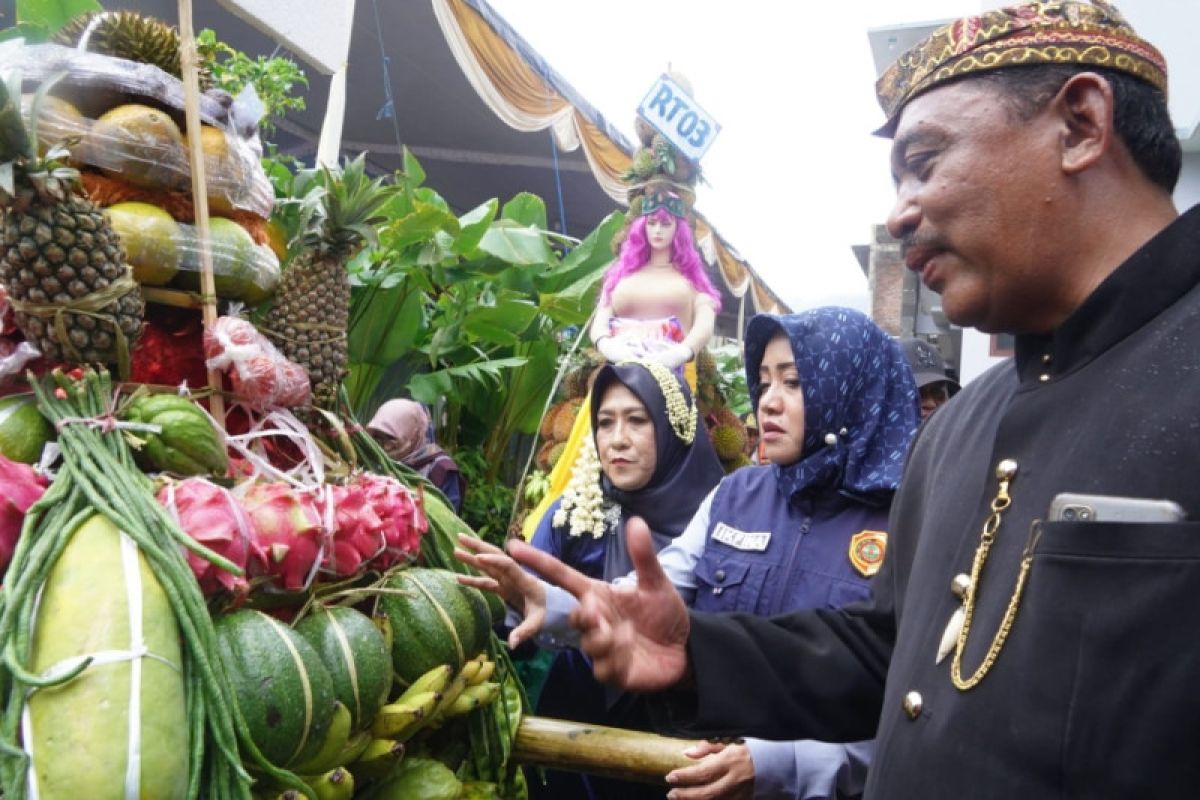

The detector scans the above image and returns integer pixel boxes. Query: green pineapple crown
[0,69,80,205]
[297,153,396,259]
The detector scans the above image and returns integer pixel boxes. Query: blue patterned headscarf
[743,308,920,503]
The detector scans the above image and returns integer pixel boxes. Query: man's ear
[1055,72,1114,175]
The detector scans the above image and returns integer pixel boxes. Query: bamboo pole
[512,716,702,785]
[176,0,225,427]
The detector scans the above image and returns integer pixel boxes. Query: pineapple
[0,76,143,375]
[260,155,394,407]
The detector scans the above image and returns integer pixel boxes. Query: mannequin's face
[595,382,657,491]
[645,213,677,255]
[756,333,805,465]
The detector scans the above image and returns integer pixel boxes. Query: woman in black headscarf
[509,360,723,799]
[460,308,921,799]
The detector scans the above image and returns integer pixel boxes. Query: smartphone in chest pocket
[1047,492,1185,523]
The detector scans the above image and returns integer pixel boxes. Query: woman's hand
[665,741,755,800]
[454,533,548,648]
[508,516,691,692]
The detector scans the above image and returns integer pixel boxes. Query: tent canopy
[95,0,790,334]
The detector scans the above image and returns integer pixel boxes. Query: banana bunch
[120,393,228,476]
[269,766,354,800]
[371,653,500,743]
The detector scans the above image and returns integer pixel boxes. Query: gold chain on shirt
[950,459,1034,691]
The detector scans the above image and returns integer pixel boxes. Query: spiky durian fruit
[710,422,748,461]
[551,398,582,443]
[55,12,187,81]
[695,347,717,381]
[0,79,143,374]
[721,453,752,473]
[564,366,593,399]
[260,155,394,407]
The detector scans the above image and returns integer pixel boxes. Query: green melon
[376,568,492,689]
[0,394,52,464]
[212,609,336,767]
[294,606,392,732]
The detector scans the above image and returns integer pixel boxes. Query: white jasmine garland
[553,438,612,538]
[642,360,697,444]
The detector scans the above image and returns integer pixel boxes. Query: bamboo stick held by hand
[513,716,701,785]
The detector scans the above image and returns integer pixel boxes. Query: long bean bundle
[0,369,316,800]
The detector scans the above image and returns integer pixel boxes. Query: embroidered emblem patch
[849,530,887,577]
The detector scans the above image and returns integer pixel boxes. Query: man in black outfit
[510,2,1200,796]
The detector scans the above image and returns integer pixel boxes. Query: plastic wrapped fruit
[104,201,181,286]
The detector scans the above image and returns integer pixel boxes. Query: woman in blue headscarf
[459,307,920,799]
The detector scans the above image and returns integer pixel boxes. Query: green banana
[444,681,502,718]
[349,737,406,783]
[371,691,439,739]
[395,663,453,705]
[456,654,485,685]
[298,767,354,800]
[333,729,372,768]
[291,701,353,774]
[465,658,495,687]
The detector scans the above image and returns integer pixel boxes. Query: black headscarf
[588,362,724,580]
[743,308,920,505]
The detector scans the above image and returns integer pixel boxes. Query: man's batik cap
[874,1,1167,135]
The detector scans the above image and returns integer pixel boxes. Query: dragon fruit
[355,473,426,569]
[324,482,385,578]
[0,456,47,579]
[157,477,257,596]
[242,482,326,590]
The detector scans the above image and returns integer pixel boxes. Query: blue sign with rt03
[636,74,721,164]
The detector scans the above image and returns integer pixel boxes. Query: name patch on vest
[711,523,771,552]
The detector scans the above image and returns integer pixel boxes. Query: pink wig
[601,208,722,311]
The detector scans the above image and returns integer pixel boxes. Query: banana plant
[346,148,623,484]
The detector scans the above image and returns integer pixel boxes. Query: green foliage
[712,341,752,417]
[455,448,515,547]
[196,28,307,132]
[15,0,100,38]
[343,147,623,492]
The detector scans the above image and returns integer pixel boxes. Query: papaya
[294,606,392,732]
[25,513,188,799]
[213,608,337,767]
[376,568,491,689]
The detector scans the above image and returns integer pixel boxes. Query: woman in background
[367,398,465,513]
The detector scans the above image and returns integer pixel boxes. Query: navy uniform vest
[694,466,889,616]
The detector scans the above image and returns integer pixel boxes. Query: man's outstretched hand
[507,515,691,693]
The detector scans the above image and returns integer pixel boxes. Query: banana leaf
[501,192,547,229]
[17,0,101,34]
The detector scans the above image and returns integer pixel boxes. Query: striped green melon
[294,606,391,732]
[26,514,188,799]
[377,567,492,688]
[213,608,336,767]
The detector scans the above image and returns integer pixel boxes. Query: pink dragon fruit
[324,482,386,578]
[0,456,47,579]
[242,482,326,591]
[355,473,426,569]
[157,477,258,597]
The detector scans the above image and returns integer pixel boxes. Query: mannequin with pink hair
[589,187,721,371]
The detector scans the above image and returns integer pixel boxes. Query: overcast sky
[487,1,984,312]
